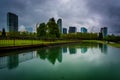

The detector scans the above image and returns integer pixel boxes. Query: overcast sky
[0,0,120,34]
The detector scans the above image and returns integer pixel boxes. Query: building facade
[69,26,76,33]
[7,12,18,32]
[100,27,108,38]
[81,27,87,33]
[57,19,62,33]
[63,28,67,34]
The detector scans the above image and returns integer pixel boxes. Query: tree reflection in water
[37,43,108,64]
[37,47,62,64]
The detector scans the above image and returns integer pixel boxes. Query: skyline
[0,0,120,34]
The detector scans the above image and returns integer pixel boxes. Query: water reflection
[0,43,108,69]
[0,51,36,69]
[37,47,62,64]
[0,43,119,80]
[99,44,108,54]
[81,47,87,54]
[69,47,77,54]
[8,54,19,69]
[62,47,67,53]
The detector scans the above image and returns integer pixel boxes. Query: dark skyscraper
[7,12,18,32]
[57,19,62,33]
[63,28,67,34]
[100,27,108,38]
[69,26,76,33]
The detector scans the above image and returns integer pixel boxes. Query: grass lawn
[108,43,120,48]
[0,40,120,48]
[0,40,43,47]
[82,40,106,44]
[0,40,76,47]
[82,40,120,48]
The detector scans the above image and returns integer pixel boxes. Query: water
[0,43,120,80]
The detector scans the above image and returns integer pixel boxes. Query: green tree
[8,32,20,39]
[104,35,120,42]
[46,18,60,39]
[98,32,103,40]
[2,28,6,38]
[37,23,46,38]
[61,32,98,40]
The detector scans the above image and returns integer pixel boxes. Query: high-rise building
[69,26,76,33]
[57,19,62,33]
[81,27,87,33]
[100,27,108,38]
[63,28,67,34]
[7,12,18,32]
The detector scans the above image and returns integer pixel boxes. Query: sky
[0,0,120,34]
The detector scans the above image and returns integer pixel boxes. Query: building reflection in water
[0,43,108,69]
[37,47,62,65]
[8,54,19,69]
[81,47,88,54]
[19,51,36,63]
[0,51,36,69]
[99,43,108,54]
[62,47,67,53]
[69,47,77,54]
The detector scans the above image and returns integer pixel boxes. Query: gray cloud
[85,0,120,33]
[0,0,120,34]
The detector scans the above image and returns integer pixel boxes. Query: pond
[0,43,120,80]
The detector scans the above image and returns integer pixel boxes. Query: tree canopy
[2,28,6,38]
[37,23,46,38]
[37,18,60,39]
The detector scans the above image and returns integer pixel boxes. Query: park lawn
[108,43,120,48]
[1,39,119,48]
[82,40,106,44]
[0,40,76,47]
[0,40,44,47]
[82,40,120,48]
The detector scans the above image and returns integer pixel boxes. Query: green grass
[0,40,76,47]
[81,40,106,44]
[82,40,120,48]
[108,43,120,48]
[0,40,120,48]
[0,40,42,47]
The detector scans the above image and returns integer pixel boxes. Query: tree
[37,18,60,39]
[37,23,46,38]
[98,32,103,40]
[104,35,120,42]
[2,28,6,38]
[46,18,60,38]
[8,32,20,39]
